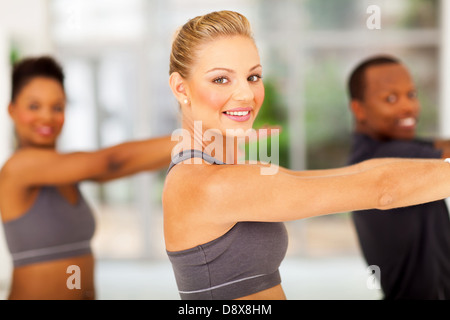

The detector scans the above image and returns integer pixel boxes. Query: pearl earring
[183,99,188,104]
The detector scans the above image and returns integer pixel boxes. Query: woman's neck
[178,121,242,164]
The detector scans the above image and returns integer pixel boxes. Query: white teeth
[225,111,249,116]
[399,117,416,126]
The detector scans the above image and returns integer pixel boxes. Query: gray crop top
[3,185,96,267]
[166,150,289,299]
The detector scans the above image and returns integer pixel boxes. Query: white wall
[439,0,450,138]
[0,0,53,55]
[0,28,11,166]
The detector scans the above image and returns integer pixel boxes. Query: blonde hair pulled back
[169,10,254,79]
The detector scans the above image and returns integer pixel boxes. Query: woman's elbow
[372,169,399,210]
[376,191,396,210]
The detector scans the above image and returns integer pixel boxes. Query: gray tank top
[3,185,95,267]
[166,150,289,299]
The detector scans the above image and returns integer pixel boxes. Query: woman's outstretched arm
[1,135,177,187]
[168,158,450,225]
[276,157,405,177]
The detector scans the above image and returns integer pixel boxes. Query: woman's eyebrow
[250,64,262,72]
[206,64,262,74]
[206,67,234,74]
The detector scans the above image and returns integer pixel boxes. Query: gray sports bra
[3,185,95,267]
[166,150,289,299]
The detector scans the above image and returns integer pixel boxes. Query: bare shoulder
[1,148,56,177]
[162,162,217,211]
[0,152,40,221]
[163,162,271,214]
[162,161,245,205]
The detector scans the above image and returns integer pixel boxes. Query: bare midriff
[7,254,95,300]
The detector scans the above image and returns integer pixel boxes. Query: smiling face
[354,63,420,141]
[180,35,265,135]
[8,77,66,148]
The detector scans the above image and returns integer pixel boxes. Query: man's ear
[169,72,189,105]
[350,99,367,123]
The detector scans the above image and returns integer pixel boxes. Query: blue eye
[213,77,229,84]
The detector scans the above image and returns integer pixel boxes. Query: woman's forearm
[278,157,405,178]
[371,158,450,210]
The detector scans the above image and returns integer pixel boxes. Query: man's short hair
[348,55,401,101]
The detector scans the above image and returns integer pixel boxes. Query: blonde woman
[163,10,450,300]
[0,56,176,299]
